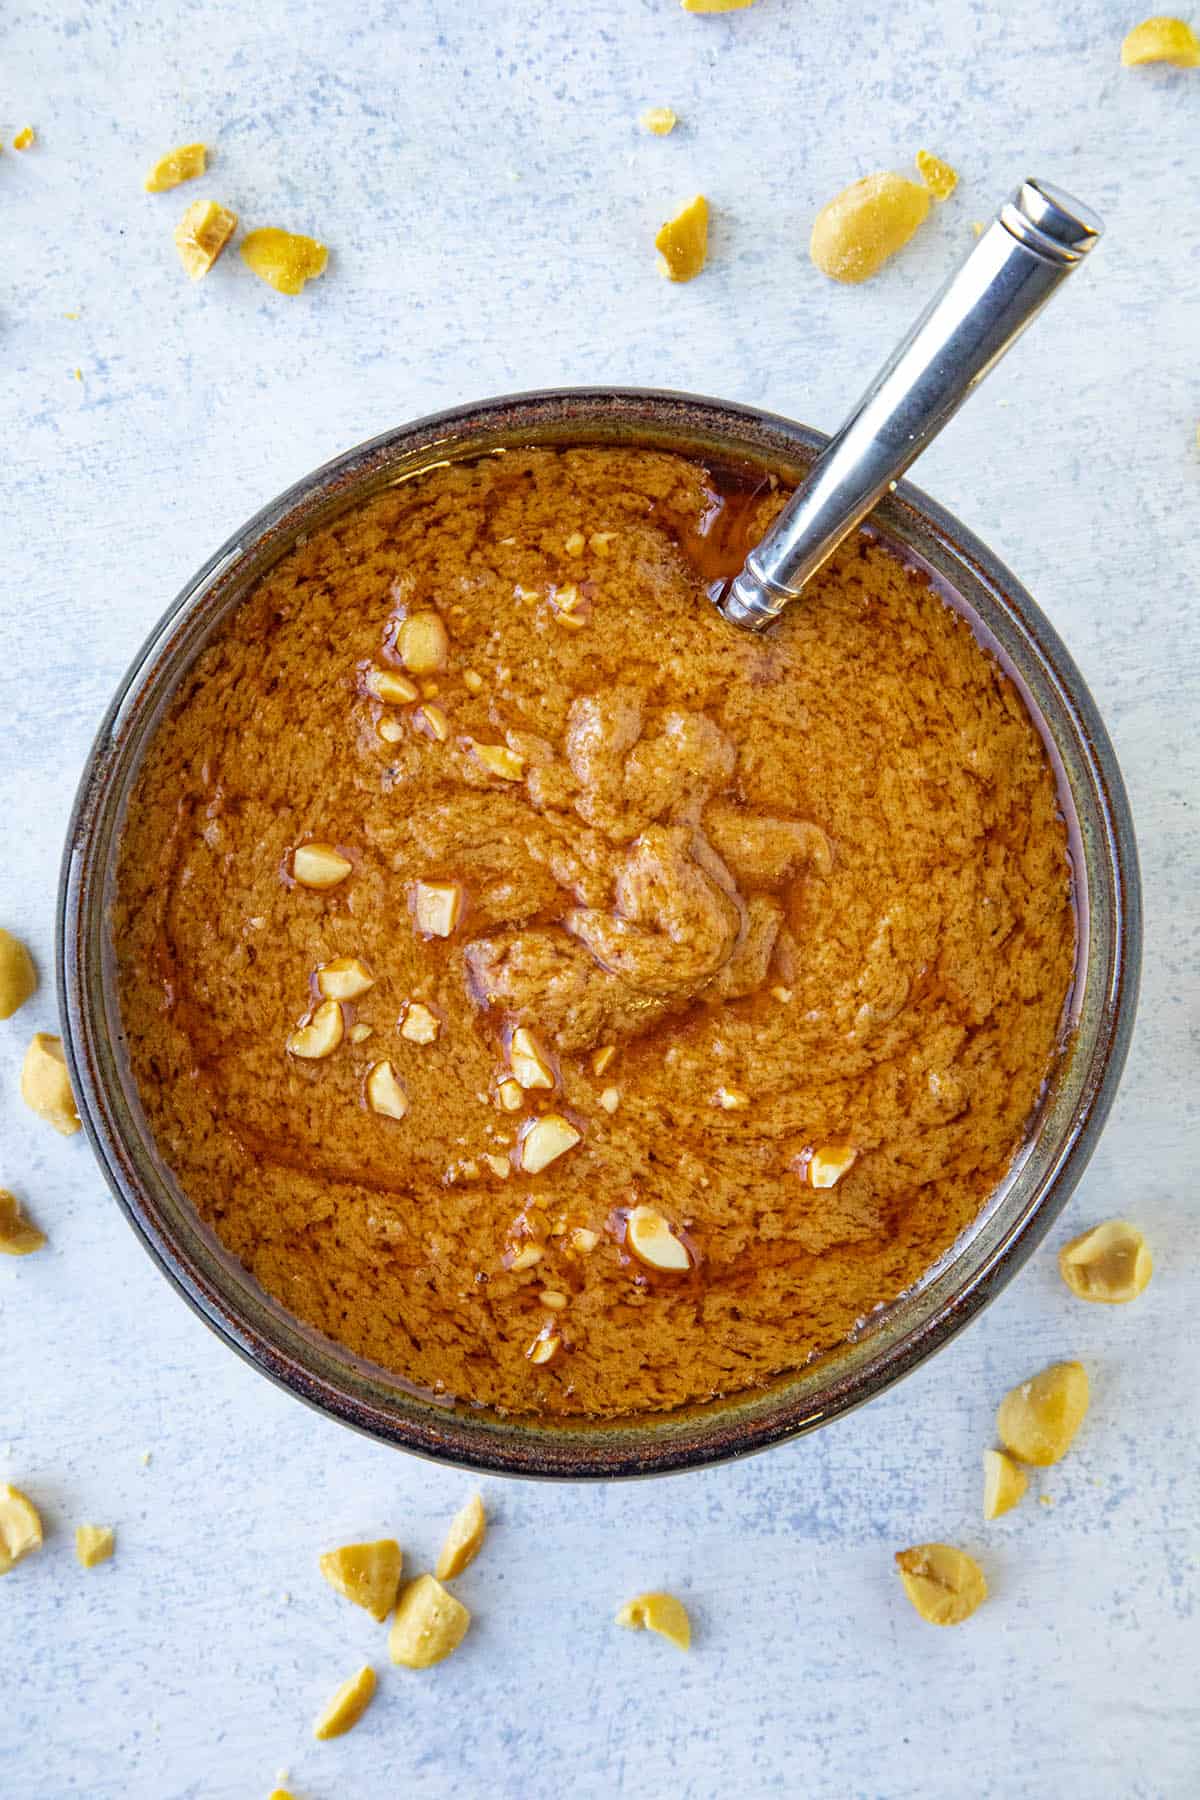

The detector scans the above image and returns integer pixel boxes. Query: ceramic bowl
[58,389,1141,1477]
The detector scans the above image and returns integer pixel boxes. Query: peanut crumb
[144,143,207,193]
[641,108,678,136]
[12,126,36,151]
[75,1525,115,1568]
[655,194,709,282]
[241,227,329,296]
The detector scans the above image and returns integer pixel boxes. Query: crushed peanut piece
[591,1044,617,1077]
[680,0,756,11]
[1058,1219,1153,1303]
[75,1525,115,1568]
[713,1086,748,1110]
[655,194,709,282]
[996,1360,1089,1465]
[414,702,449,742]
[770,986,793,1003]
[598,1086,620,1114]
[292,843,352,890]
[0,1484,43,1574]
[615,1591,691,1649]
[366,1060,409,1120]
[1121,16,1200,65]
[389,1574,471,1668]
[174,199,238,281]
[626,1204,690,1273]
[287,999,344,1061]
[20,1033,80,1135]
[509,1243,544,1272]
[470,741,526,781]
[589,531,616,556]
[540,1289,568,1310]
[144,143,207,192]
[313,1665,376,1740]
[563,531,587,555]
[497,1077,524,1112]
[412,879,463,938]
[400,1001,441,1044]
[0,927,37,1018]
[0,1188,46,1257]
[348,1022,373,1044]
[12,127,36,151]
[527,1322,561,1364]
[641,107,678,135]
[396,611,449,674]
[241,227,328,296]
[915,149,959,201]
[316,957,375,1001]
[435,1494,486,1581]
[482,1152,510,1179]
[319,1539,403,1622]
[462,668,484,693]
[509,1026,555,1090]
[895,1544,987,1626]
[365,665,419,704]
[377,715,405,743]
[519,1113,581,1173]
[803,1142,858,1189]
[982,1449,1028,1521]
[571,1227,600,1253]
[810,172,931,283]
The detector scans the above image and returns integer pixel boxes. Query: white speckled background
[2,2,1197,1796]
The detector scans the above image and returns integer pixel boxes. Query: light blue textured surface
[2,3,1198,1796]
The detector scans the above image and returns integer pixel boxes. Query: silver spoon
[716,179,1102,631]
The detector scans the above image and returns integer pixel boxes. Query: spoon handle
[718,179,1103,632]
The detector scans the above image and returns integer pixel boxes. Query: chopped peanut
[996,1361,1089,1465]
[0,928,37,1018]
[241,227,328,295]
[655,194,709,282]
[396,612,449,674]
[388,1574,471,1669]
[313,1665,376,1740]
[509,1026,554,1090]
[0,1188,46,1256]
[1058,1219,1152,1303]
[895,1544,987,1626]
[316,957,375,1001]
[519,1113,581,1173]
[641,108,678,135]
[174,200,238,280]
[435,1494,486,1581]
[810,172,931,283]
[20,1033,80,1135]
[1121,16,1200,65]
[287,999,343,1060]
[319,1540,403,1622]
[0,1485,43,1574]
[915,149,958,201]
[615,1591,691,1650]
[982,1449,1028,1521]
[75,1525,115,1568]
[144,143,207,192]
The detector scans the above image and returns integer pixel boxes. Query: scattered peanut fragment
[366,1060,409,1121]
[396,612,449,675]
[365,665,419,704]
[316,957,375,1001]
[174,199,238,281]
[482,1153,509,1179]
[571,1227,599,1254]
[540,1289,567,1309]
[982,1448,1028,1521]
[810,172,931,283]
[655,194,709,282]
[615,1591,691,1649]
[509,1243,543,1272]
[319,1539,403,1622]
[895,1544,987,1626]
[496,1077,523,1113]
[313,1665,376,1740]
[0,927,37,1018]
[1058,1219,1153,1304]
[996,1360,1089,1466]
[435,1494,486,1581]
[713,1085,748,1110]
[626,1204,690,1273]
[641,107,678,135]
[348,1022,373,1044]
[12,127,36,151]
[509,1026,554,1090]
[75,1525,115,1569]
[414,702,450,742]
[412,879,463,938]
[0,1484,43,1574]
[241,227,329,296]
[20,1033,80,1136]
[1121,15,1200,65]
[915,149,959,202]
[592,1044,617,1078]
[388,1574,471,1669]
[519,1113,581,1173]
[287,999,343,1061]
[400,1001,440,1044]
[680,0,756,11]
[527,1322,561,1364]
[803,1142,858,1189]
[0,1189,46,1256]
[470,741,526,781]
[462,668,484,694]
[292,843,352,890]
[598,1087,620,1114]
[144,143,207,193]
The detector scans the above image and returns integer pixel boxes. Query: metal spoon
[716,179,1102,632]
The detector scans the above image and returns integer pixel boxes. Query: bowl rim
[57,386,1142,1479]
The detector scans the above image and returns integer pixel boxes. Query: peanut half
[895,1544,987,1626]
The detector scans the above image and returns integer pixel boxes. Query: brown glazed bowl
[58,390,1140,1479]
